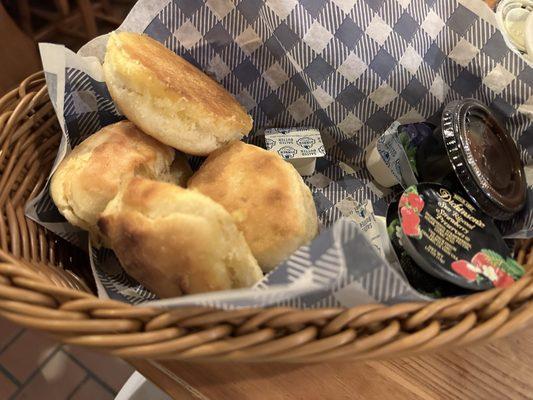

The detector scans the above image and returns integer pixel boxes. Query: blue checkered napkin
[28,0,533,306]
[93,218,424,308]
[90,246,157,304]
[142,0,532,230]
[63,69,123,147]
[26,68,124,249]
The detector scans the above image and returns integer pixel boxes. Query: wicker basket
[1,71,533,363]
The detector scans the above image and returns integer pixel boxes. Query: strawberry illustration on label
[399,186,424,239]
[399,194,409,209]
[451,260,479,281]
[472,249,525,287]
[471,252,491,268]
[449,249,525,287]
[407,192,424,212]
[400,207,421,238]
[399,186,425,212]
[493,269,515,288]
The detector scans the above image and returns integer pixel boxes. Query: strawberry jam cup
[415,99,526,220]
[396,183,525,291]
[387,199,471,298]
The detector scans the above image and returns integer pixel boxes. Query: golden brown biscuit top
[112,32,251,133]
[112,174,180,215]
[188,141,307,255]
[103,176,224,222]
[98,177,263,296]
[51,120,175,233]
[72,121,173,193]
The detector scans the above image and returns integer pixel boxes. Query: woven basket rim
[0,71,532,362]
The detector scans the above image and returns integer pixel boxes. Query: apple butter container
[264,127,326,176]
[415,99,527,220]
[396,183,525,291]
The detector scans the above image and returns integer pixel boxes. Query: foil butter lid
[441,99,527,220]
[397,183,525,291]
[265,127,326,176]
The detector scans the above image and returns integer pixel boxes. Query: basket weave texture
[1,72,533,362]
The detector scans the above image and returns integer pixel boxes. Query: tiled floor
[0,317,134,399]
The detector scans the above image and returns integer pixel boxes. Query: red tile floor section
[0,317,133,399]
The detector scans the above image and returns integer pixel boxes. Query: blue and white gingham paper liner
[27,0,533,308]
[91,218,425,307]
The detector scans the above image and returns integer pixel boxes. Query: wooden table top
[131,324,533,399]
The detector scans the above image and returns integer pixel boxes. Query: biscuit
[189,141,319,271]
[50,121,185,241]
[104,32,253,156]
[98,177,263,297]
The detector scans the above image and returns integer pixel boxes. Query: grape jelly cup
[415,99,526,220]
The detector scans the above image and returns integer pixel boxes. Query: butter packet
[264,127,326,176]
[365,121,421,189]
[336,197,384,258]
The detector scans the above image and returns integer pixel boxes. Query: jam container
[396,183,525,291]
[386,199,471,298]
[415,99,527,220]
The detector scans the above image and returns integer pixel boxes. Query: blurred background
[0,0,135,94]
[0,0,503,95]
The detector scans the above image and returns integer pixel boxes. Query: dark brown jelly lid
[441,99,526,220]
